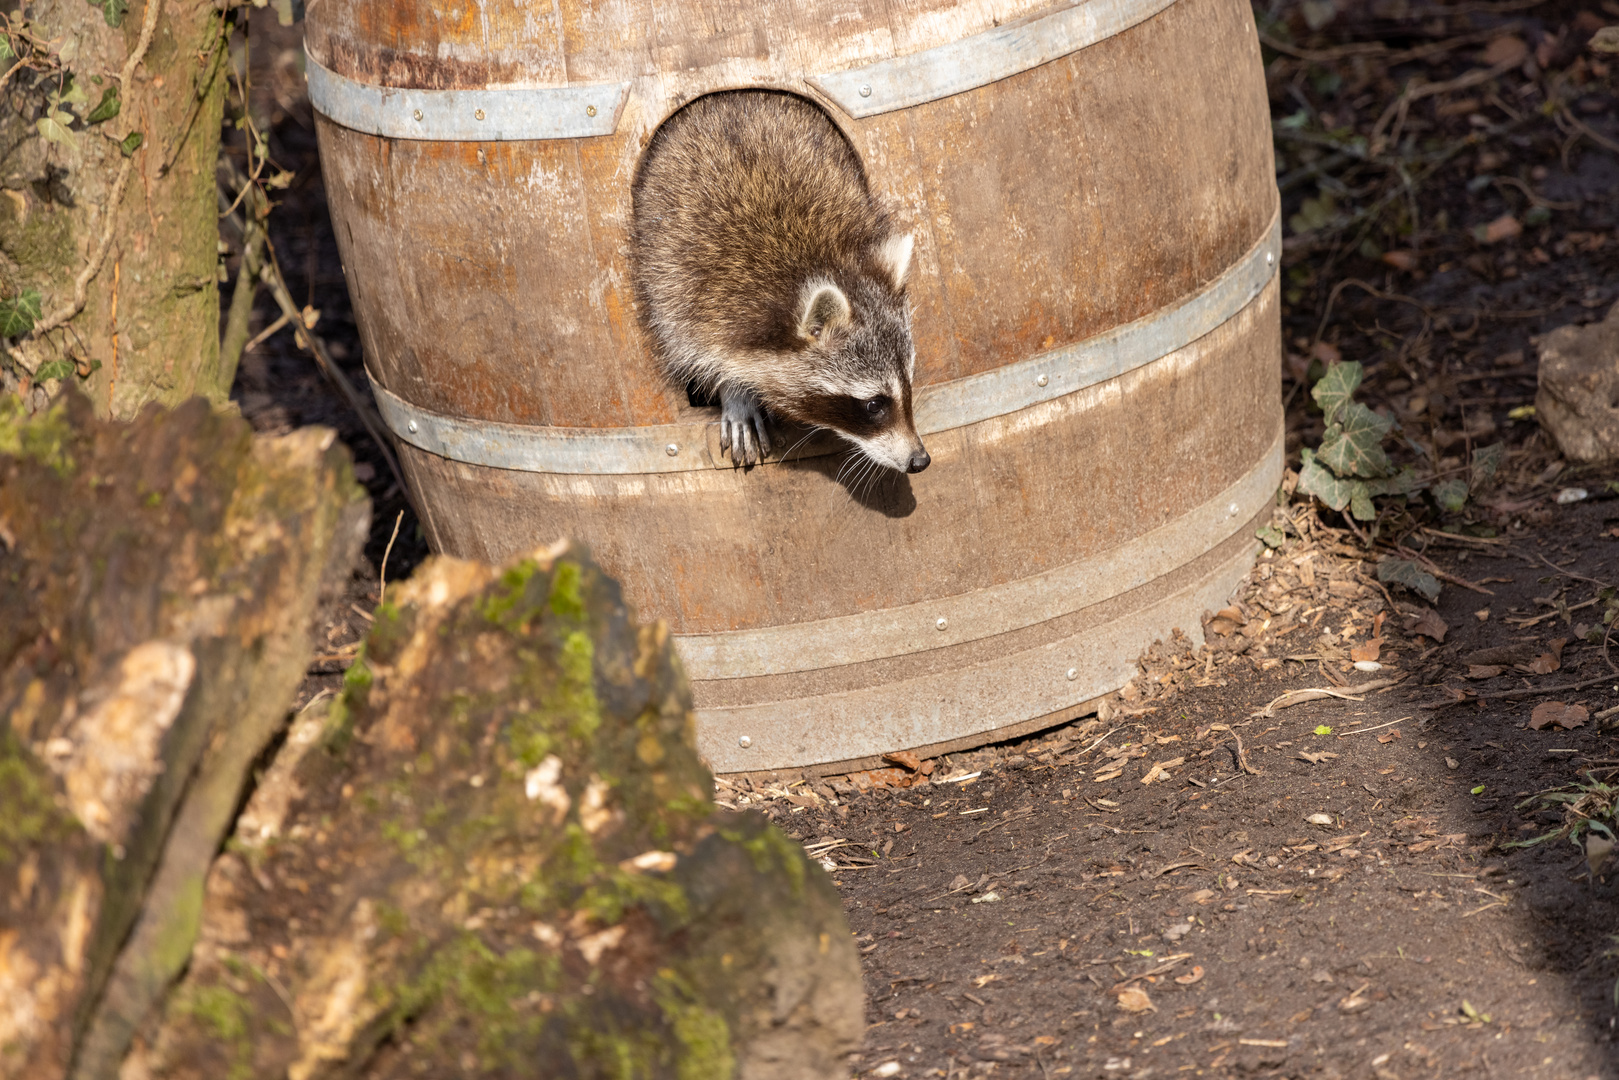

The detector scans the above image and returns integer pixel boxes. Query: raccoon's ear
[875,232,914,290]
[797,280,852,341]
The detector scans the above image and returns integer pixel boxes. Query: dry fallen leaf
[1529,701,1589,731]
[1174,965,1206,986]
[1376,728,1403,744]
[1403,608,1449,643]
[1481,213,1522,244]
[1297,751,1340,764]
[1518,650,1561,675]
[882,749,923,772]
[1350,637,1383,663]
[1588,834,1615,878]
[973,974,999,988]
[1480,33,1528,65]
[1116,986,1156,1013]
[1381,250,1417,271]
[1467,664,1504,679]
[1190,888,1217,905]
[1207,605,1245,636]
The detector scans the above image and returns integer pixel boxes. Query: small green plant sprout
[1297,361,1419,521]
[1429,440,1505,514]
[1458,1001,1492,1026]
[1508,778,1619,851]
[1313,725,1332,736]
[1470,785,1485,796]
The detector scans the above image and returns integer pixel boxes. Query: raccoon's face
[779,235,930,474]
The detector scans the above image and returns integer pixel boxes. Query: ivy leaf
[1256,523,1286,548]
[0,36,14,63]
[1298,447,1354,512]
[1315,401,1393,478]
[34,358,74,381]
[1378,557,1441,602]
[1348,480,1376,520]
[84,86,120,125]
[1310,360,1363,425]
[1364,465,1421,497]
[35,110,76,146]
[59,77,90,114]
[118,131,143,157]
[1470,441,1504,492]
[0,290,42,337]
[1432,477,1469,513]
[88,0,128,28]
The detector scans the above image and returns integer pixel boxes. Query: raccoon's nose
[906,448,931,473]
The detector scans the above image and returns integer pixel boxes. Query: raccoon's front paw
[719,388,772,467]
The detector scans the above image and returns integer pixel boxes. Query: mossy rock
[133,545,861,1079]
[0,392,369,1079]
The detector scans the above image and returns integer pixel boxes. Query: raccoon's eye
[864,397,887,416]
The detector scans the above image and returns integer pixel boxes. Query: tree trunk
[0,0,228,418]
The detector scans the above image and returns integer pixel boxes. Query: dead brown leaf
[1350,637,1384,663]
[1482,214,1522,244]
[1480,34,1528,65]
[1297,751,1340,764]
[1404,608,1449,643]
[1207,605,1245,636]
[1529,701,1589,731]
[1174,965,1206,986]
[1115,986,1156,1013]
[1467,664,1505,679]
[883,749,924,772]
[1190,889,1217,905]
[1381,249,1418,271]
[1377,728,1403,744]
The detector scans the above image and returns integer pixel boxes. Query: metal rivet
[1229,502,1240,515]
[475,108,486,120]
[1067,667,1078,681]
[586,104,597,117]
[407,420,418,434]
[1266,251,1275,265]
[936,617,948,631]
[412,108,423,121]
[738,735,752,748]
[859,84,873,97]
[666,443,679,456]
[1036,373,1048,387]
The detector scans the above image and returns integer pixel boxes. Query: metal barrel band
[304,53,629,142]
[676,427,1283,682]
[810,0,1182,118]
[694,519,1268,774]
[370,210,1280,476]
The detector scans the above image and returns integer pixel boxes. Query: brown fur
[630,90,928,471]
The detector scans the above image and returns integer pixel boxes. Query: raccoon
[630,90,930,473]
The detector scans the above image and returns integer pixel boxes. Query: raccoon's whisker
[780,427,821,463]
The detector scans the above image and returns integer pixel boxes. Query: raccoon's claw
[719,390,771,467]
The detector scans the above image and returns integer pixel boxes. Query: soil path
[739,509,1619,1079]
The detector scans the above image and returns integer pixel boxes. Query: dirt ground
[224,0,1619,1076]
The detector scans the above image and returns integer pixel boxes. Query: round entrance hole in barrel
[306,0,1282,776]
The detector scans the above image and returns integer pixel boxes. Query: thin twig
[259,251,412,506]
[218,177,271,380]
[1390,544,1495,596]
[1560,107,1619,156]
[1419,673,1619,709]
[1209,724,1259,775]
[380,509,403,597]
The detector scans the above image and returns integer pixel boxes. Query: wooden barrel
[305,0,1280,775]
